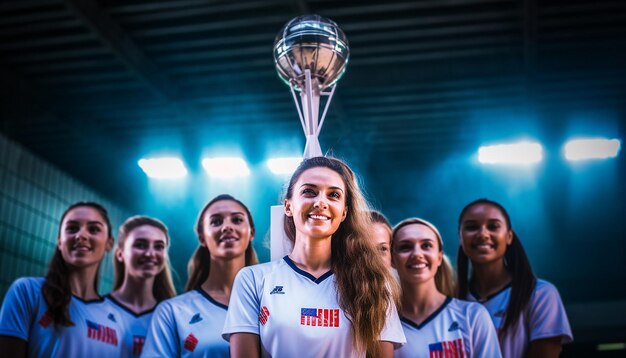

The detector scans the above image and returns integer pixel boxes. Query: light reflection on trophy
[273,14,350,158]
[270,15,350,260]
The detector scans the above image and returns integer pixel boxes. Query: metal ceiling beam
[64,0,178,100]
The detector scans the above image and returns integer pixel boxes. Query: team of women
[0,156,573,357]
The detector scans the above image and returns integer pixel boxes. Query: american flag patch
[300,308,340,327]
[428,338,466,358]
[86,320,118,346]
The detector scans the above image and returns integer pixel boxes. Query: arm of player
[230,332,260,358]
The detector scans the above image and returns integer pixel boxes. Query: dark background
[1,1,624,355]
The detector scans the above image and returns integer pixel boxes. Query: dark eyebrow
[299,183,345,193]
[66,220,104,227]
[209,211,245,218]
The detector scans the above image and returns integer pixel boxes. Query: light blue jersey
[223,256,406,357]
[394,297,501,358]
[468,279,573,358]
[141,288,229,357]
[0,277,122,358]
[106,295,154,357]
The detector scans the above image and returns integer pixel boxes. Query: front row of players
[0,156,573,357]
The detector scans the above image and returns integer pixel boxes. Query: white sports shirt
[0,277,122,357]
[106,295,155,357]
[141,288,229,357]
[223,256,406,357]
[394,297,501,358]
[467,279,573,358]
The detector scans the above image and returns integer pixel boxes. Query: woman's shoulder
[532,278,562,297]
[7,277,45,294]
[238,258,287,277]
[449,297,491,317]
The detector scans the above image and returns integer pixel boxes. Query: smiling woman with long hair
[223,156,405,358]
[106,215,175,357]
[0,202,122,357]
[456,199,573,358]
[141,194,257,357]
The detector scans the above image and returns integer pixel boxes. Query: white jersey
[141,288,229,358]
[223,256,406,357]
[468,279,573,358]
[0,277,122,358]
[394,297,501,358]
[106,295,155,357]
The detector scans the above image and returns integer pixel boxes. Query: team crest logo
[428,338,465,358]
[448,321,460,332]
[300,308,340,327]
[270,286,285,294]
[86,320,118,346]
[184,333,198,352]
[132,335,145,356]
[189,313,203,324]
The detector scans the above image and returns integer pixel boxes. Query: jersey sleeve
[222,267,261,341]
[141,301,180,357]
[379,301,406,349]
[528,281,573,344]
[468,303,502,358]
[0,277,40,341]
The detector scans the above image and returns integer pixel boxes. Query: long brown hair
[391,218,456,297]
[42,202,112,326]
[456,198,536,339]
[283,157,398,357]
[185,194,258,292]
[113,216,176,302]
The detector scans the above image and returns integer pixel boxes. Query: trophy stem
[300,69,322,158]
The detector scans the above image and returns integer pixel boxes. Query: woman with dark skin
[457,199,573,358]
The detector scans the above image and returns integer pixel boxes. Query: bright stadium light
[564,138,621,161]
[478,141,543,165]
[202,157,250,178]
[138,157,188,179]
[267,157,302,175]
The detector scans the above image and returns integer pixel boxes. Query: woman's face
[285,167,348,241]
[373,223,392,268]
[459,203,512,265]
[201,200,253,260]
[57,206,113,269]
[117,225,167,279]
[392,223,442,285]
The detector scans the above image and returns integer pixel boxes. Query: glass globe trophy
[273,14,349,158]
[270,15,350,260]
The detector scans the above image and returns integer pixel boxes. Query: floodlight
[138,157,187,179]
[267,157,302,175]
[564,138,621,161]
[478,141,543,165]
[202,157,250,178]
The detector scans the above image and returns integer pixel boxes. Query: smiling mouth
[473,243,495,250]
[219,237,239,244]
[139,260,159,266]
[72,245,91,252]
[308,214,330,221]
[408,263,428,269]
